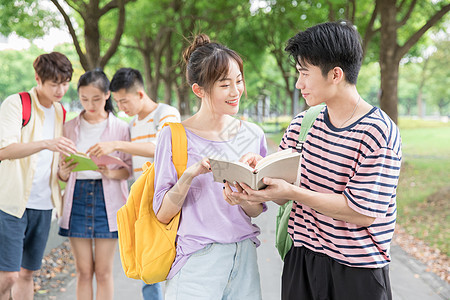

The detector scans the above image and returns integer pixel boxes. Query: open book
[65,152,128,172]
[209,149,301,190]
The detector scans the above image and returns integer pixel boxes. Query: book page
[255,148,295,170]
[254,152,301,190]
[209,158,255,188]
[91,155,128,168]
[65,152,128,172]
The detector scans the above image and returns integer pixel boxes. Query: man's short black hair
[285,21,363,84]
[109,67,145,92]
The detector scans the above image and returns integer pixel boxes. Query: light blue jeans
[142,282,163,300]
[165,238,262,300]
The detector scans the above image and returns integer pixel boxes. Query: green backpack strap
[295,105,324,152]
[275,105,324,261]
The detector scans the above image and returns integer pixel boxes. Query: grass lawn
[396,119,449,255]
[266,117,450,256]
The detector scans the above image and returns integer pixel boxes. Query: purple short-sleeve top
[153,120,267,279]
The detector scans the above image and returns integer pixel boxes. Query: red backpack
[19,92,67,127]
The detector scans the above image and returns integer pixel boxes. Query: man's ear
[330,67,344,83]
[35,73,42,86]
[137,90,145,100]
[192,83,204,98]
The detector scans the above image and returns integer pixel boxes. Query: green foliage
[423,38,450,115]
[356,62,380,106]
[0,0,61,39]
[0,46,40,101]
[0,0,448,119]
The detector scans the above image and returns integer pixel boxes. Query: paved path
[49,201,449,300]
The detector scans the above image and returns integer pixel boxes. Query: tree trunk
[163,33,174,105]
[176,76,190,117]
[141,51,154,98]
[378,0,399,124]
[84,17,101,69]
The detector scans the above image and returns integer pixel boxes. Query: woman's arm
[97,166,130,180]
[156,158,211,224]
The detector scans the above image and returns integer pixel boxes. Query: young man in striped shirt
[87,68,180,300]
[225,21,401,300]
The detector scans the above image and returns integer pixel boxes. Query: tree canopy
[0,0,448,122]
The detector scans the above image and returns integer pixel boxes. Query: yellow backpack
[117,122,187,284]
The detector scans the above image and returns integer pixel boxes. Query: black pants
[282,246,392,300]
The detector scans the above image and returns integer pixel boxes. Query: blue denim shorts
[59,179,118,239]
[0,208,52,272]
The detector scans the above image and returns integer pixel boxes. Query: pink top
[58,112,132,232]
[282,106,402,268]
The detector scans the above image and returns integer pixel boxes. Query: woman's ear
[330,67,344,83]
[192,83,204,98]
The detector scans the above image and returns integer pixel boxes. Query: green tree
[0,0,61,39]
[423,38,450,116]
[365,0,450,123]
[0,47,40,102]
[50,0,136,70]
[398,61,421,116]
[119,0,255,115]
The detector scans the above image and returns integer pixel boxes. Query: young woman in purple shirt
[153,34,267,300]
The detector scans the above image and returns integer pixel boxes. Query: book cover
[65,152,128,172]
[209,149,301,190]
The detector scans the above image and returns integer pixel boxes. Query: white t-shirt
[131,103,180,179]
[76,117,108,179]
[27,104,55,210]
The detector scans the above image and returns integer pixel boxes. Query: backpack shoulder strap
[19,92,32,127]
[166,123,188,178]
[60,103,67,123]
[296,105,324,152]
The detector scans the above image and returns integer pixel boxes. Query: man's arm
[0,137,77,160]
[227,177,375,227]
[284,181,375,227]
[87,141,156,158]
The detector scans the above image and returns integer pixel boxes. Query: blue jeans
[165,238,262,300]
[142,282,163,300]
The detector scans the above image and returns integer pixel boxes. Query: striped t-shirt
[280,106,402,268]
[131,103,180,179]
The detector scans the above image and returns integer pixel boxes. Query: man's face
[295,61,333,107]
[36,75,70,105]
[112,88,142,117]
